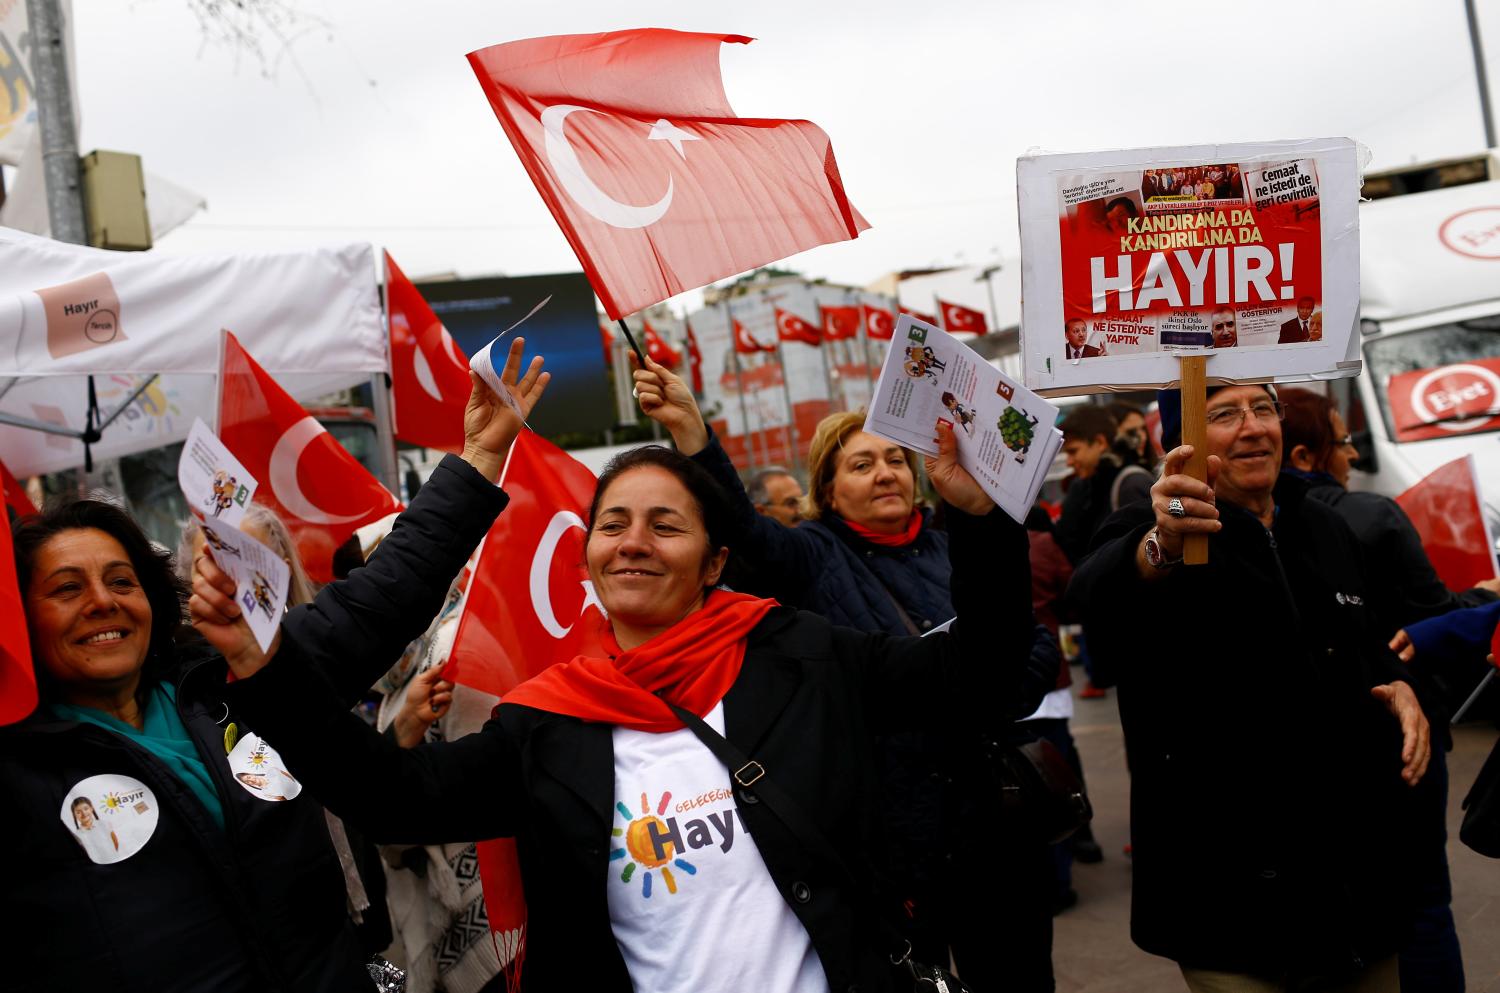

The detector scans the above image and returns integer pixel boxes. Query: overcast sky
[68,0,1500,313]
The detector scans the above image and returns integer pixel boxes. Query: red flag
[1396,455,1499,592]
[0,511,38,725]
[733,319,774,354]
[937,298,989,335]
[467,29,869,320]
[822,305,860,341]
[684,320,704,394]
[902,307,938,327]
[599,322,615,366]
[218,331,403,582]
[774,308,821,346]
[386,253,472,455]
[863,305,895,340]
[2,460,37,519]
[641,320,683,368]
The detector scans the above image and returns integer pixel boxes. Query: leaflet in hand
[177,418,257,527]
[196,515,290,654]
[864,315,1062,524]
[468,335,524,417]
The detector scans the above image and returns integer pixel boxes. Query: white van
[1335,161,1500,546]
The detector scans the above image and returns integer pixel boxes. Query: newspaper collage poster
[1018,139,1362,394]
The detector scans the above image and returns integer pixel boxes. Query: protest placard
[177,418,256,527]
[1018,139,1363,394]
[864,316,1062,524]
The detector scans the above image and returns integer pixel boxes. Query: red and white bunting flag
[862,305,895,341]
[218,331,403,582]
[467,29,868,320]
[733,319,774,354]
[1396,454,1499,592]
[775,308,821,346]
[386,252,472,455]
[641,320,683,368]
[684,320,705,394]
[0,510,37,725]
[937,298,989,335]
[2,459,38,519]
[822,305,860,341]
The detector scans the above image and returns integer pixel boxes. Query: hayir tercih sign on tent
[1018,138,1363,395]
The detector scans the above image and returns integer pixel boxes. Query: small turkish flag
[467,29,869,320]
[1396,455,1499,593]
[642,320,683,368]
[218,331,403,582]
[775,308,821,346]
[863,305,895,341]
[386,253,472,455]
[733,319,774,354]
[822,305,860,341]
[0,508,37,725]
[446,430,607,698]
[2,459,37,519]
[902,307,939,328]
[937,298,989,335]
[684,320,705,394]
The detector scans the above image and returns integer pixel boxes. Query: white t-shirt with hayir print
[607,702,829,993]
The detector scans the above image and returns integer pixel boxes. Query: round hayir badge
[227,733,302,802]
[60,774,160,865]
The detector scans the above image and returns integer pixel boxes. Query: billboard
[416,272,610,437]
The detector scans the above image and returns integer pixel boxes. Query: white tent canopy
[0,227,386,476]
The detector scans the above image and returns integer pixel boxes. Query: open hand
[1371,680,1430,786]
[924,421,994,516]
[632,352,709,456]
[189,547,278,678]
[462,337,550,481]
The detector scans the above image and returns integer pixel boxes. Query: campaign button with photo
[60,774,160,865]
[227,733,303,802]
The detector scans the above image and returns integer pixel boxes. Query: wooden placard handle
[1179,355,1210,566]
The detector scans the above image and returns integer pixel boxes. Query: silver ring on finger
[1166,497,1186,518]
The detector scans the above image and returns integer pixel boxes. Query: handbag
[665,702,973,993]
[989,736,1093,846]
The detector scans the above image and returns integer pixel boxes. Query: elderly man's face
[1065,321,1088,349]
[1205,386,1283,509]
[1211,311,1237,347]
[755,473,804,527]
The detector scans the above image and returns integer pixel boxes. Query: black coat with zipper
[1068,472,1420,976]
[222,454,1042,993]
[0,455,504,993]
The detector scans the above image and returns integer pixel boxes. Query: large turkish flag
[386,252,472,455]
[938,297,989,334]
[733,318,774,355]
[775,308,821,346]
[218,331,403,582]
[822,305,860,341]
[445,430,607,698]
[863,305,895,340]
[1396,454,1499,592]
[467,29,869,319]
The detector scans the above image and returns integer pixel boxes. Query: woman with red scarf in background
[188,346,1044,993]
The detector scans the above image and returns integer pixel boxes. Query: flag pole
[722,298,759,472]
[614,318,648,367]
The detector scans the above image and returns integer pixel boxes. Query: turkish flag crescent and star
[1396,454,1499,592]
[822,305,860,341]
[467,29,870,320]
[775,308,821,346]
[444,430,608,960]
[938,298,989,335]
[0,512,38,725]
[386,252,473,455]
[863,305,895,340]
[218,331,404,582]
[733,318,774,354]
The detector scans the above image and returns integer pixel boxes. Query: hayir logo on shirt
[611,788,743,898]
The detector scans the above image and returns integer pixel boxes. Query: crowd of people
[5,336,1497,993]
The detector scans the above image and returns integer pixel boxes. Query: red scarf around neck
[500,589,778,732]
[843,509,923,547]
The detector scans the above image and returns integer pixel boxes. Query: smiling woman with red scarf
[189,346,1039,993]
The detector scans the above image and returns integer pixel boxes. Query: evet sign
[1438,206,1500,260]
[1387,358,1500,441]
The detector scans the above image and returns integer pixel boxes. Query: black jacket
[1053,450,1154,565]
[1069,473,1418,975]
[0,455,502,993]
[225,454,1039,993]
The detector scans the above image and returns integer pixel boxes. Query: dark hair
[1277,387,1338,472]
[1060,405,1118,445]
[1105,402,1143,425]
[746,467,795,507]
[588,446,735,562]
[1105,196,1139,218]
[12,501,188,697]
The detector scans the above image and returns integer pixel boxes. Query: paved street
[1052,690,1500,993]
